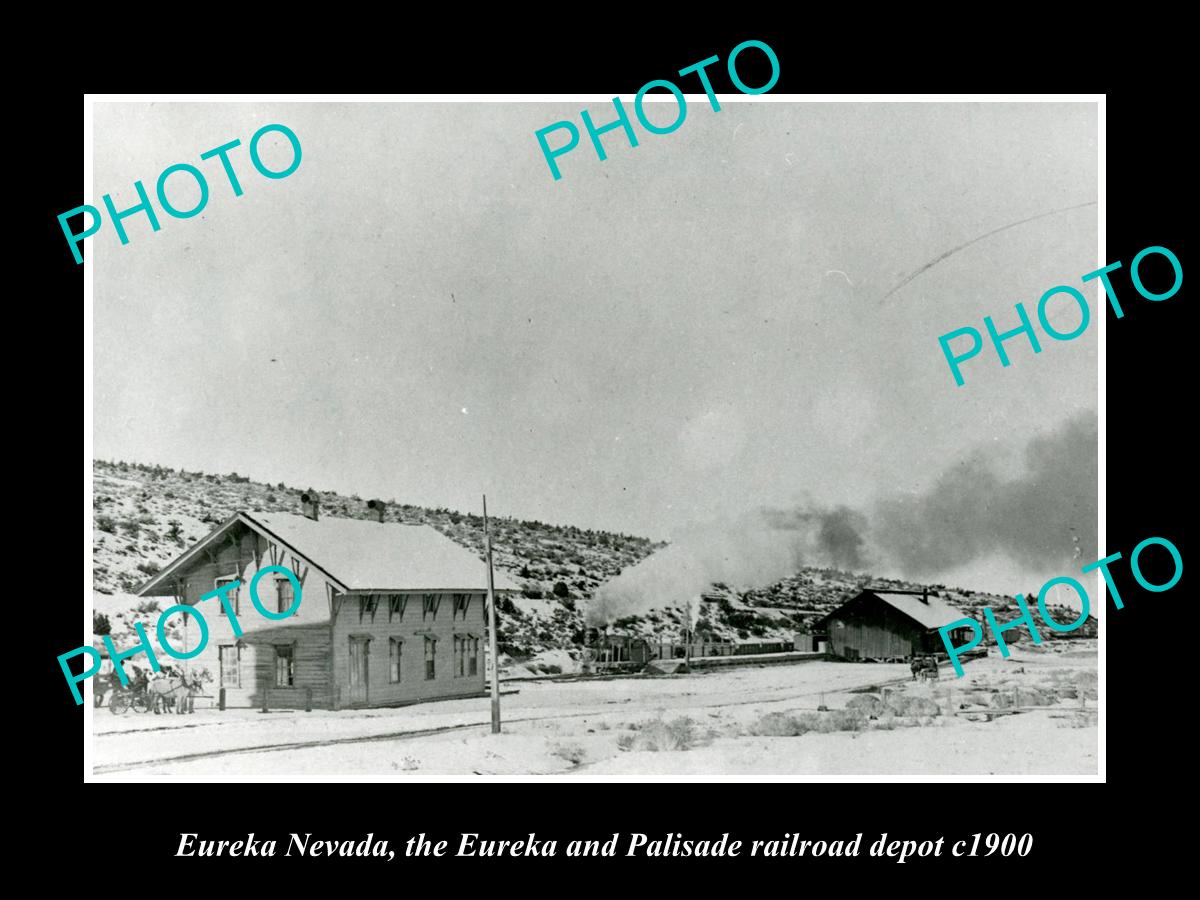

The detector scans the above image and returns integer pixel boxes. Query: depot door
[348,637,370,705]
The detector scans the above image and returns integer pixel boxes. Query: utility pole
[483,495,501,734]
[682,597,692,667]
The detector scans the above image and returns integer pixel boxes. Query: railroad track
[93,670,921,775]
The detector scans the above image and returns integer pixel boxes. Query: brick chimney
[921,588,929,604]
[367,499,386,523]
[300,490,320,521]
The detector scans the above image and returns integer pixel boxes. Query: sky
[92,100,1098,596]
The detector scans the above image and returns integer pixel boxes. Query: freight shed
[814,589,975,662]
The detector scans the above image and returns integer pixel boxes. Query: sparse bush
[551,743,587,766]
[748,713,809,736]
[552,581,570,598]
[621,717,703,752]
[96,515,117,533]
[825,709,867,732]
[847,694,885,716]
[1013,687,1051,707]
[886,695,941,717]
[746,709,866,737]
[136,561,161,576]
[93,612,111,635]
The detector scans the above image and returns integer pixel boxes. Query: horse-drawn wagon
[100,665,211,715]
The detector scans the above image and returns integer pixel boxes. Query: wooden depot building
[813,588,976,663]
[136,493,520,710]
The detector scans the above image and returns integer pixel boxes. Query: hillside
[91,460,1095,669]
[91,459,664,656]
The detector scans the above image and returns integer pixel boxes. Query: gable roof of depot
[137,511,521,596]
[817,590,971,631]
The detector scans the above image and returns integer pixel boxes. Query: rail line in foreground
[93,668,922,774]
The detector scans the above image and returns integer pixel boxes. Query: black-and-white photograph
[87,98,1099,779]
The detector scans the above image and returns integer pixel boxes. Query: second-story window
[215,576,239,617]
[453,593,471,620]
[422,593,441,621]
[276,577,295,615]
[389,595,407,622]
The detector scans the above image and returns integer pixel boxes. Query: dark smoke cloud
[760,505,870,571]
[586,412,1096,626]
[872,411,1097,576]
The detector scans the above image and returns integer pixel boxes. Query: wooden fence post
[218,687,226,711]
[305,687,313,712]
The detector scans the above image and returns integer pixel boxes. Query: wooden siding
[159,522,335,709]
[329,591,488,709]
[826,594,925,660]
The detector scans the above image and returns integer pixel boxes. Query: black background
[34,22,1187,884]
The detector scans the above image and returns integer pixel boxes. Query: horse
[911,656,940,682]
[148,672,197,714]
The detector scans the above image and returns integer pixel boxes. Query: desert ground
[91,640,1097,779]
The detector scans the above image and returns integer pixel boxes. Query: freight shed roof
[817,590,971,631]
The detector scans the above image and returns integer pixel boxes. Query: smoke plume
[872,412,1097,576]
[586,506,866,627]
[585,411,1096,626]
